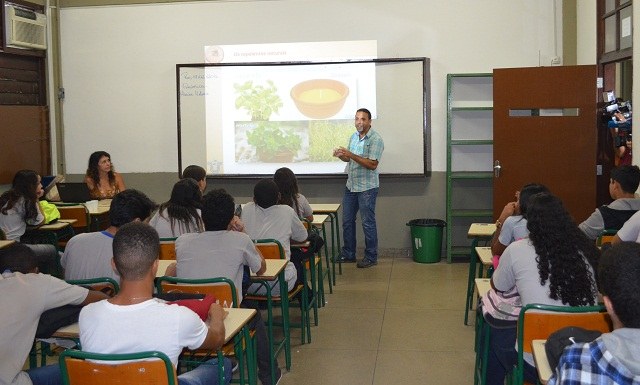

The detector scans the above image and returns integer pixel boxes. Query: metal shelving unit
[446,73,494,262]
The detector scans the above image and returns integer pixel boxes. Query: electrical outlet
[551,56,561,65]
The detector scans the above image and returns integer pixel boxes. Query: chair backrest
[255,239,285,260]
[58,206,90,232]
[596,229,618,247]
[159,238,177,260]
[59,349,177,385]
[514,303,612,383]
[155,276,238,308]
[66,277,120,296]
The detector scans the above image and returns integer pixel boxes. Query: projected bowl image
[290,79,350,119]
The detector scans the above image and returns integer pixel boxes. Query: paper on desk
[37,338,77,349]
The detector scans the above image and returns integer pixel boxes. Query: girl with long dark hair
[485,192,598,384]
[273,167,313,221]
[149,178,204,238]
[0,170,59,274]
[84,151,126,199]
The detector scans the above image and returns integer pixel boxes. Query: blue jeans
[178,357,232,385]
[341,187,379,262]
[27,364,62,385]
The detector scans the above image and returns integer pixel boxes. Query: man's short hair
[182,165,206,182]
[611,165,640,194]
[599,242,640,328]
[112,222,160,280]
[201,189,235,231]
[253,179,279,209]
[0,243,38,274]
[356,108,371,120]
[109,189,157,227]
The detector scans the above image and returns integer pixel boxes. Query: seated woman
[273,167,313,221]
[491,183,549,257]
[149,178,204,238]
[484,192,599,384]
[84,151,126,199]
[0,170,59,274]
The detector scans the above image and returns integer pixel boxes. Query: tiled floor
[278,254,476,385]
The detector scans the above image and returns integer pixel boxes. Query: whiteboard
[178,58,428,176]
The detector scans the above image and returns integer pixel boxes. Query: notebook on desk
[56,182,92,203]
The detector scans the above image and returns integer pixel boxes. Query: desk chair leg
[464,239,479,325]
[319,224,331,298]
[333,212,343,278]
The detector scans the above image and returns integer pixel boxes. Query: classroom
[1,1,638,385]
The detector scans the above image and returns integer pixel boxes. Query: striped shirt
[345,129,384,192]
[548,337,640,385]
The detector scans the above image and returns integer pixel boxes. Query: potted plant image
[234,80,283,121]
[246,122,302,163]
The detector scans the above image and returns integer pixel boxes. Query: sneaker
[275,369,283,385]
[336,255,356,263]
[231,358,239,373]
[356,259,377,268]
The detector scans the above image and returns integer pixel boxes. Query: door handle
[494,160,501,178]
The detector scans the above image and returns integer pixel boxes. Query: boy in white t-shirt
[79,222,231,385]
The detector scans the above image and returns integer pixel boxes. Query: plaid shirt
[548,337,640,385]
[345,129,384,192]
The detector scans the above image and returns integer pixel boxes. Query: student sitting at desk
[273,167,313,222]
[0,170,59,275]
[182,164,207,193]
[171,189,281,385]
[491,183,549,258]
[0,243,107,385]
[149,178,204,238]
[548,242,640,385]
[79,222,231,385]
[61,189,156,282]
[485,193,599,385]
[241,179,308,296]
[579,165,640,240]
[84,151,126,199]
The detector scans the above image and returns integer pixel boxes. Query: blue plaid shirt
[548,336,640,385]
[345,129,384,192]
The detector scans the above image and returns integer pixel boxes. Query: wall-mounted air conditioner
[4,4,47,50]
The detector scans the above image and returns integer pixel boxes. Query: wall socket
[551,56,561,65]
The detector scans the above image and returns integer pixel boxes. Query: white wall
[58,0,559,174]
[576,0,597,65]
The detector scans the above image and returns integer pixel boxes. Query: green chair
[59,350,177,385]
[155,276,256,385]
[510,303,611,385]
[596,229,617,247]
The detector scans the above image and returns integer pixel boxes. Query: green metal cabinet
[446,73,494,262]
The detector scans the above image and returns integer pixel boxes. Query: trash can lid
[406,219,446,227]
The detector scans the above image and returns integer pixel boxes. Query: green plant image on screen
[234,80,283,121]
[246,122,303,163]
[308,120,354,162]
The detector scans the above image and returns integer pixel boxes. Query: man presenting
[333,108,384,268]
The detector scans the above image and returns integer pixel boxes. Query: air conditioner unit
[4,4,47,50]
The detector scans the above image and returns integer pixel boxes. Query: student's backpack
[544,326,603,370]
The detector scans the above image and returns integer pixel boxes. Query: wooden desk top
[468,223,496,237]
[311,214,329,226]
[475,278,491,298]
[157,260,174,277]
[37,220,75,231]
[532,339,552,384]
[310,203,340,213]
[57,204,110,215]
[0,240,15,249]
[53,308,256,344]
[250,259,287,281]
[475,246,493,266]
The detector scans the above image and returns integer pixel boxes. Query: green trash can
[406,219,446,263]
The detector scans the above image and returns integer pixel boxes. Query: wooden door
[493,66,597,223]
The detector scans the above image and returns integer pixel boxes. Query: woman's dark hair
[157,179,203,235]
[86,151,115,189]
[182,165,206,182]
[526,193,598,306]
[274,167,301,215]
[0,169,40,221]
[518,183,550,219]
